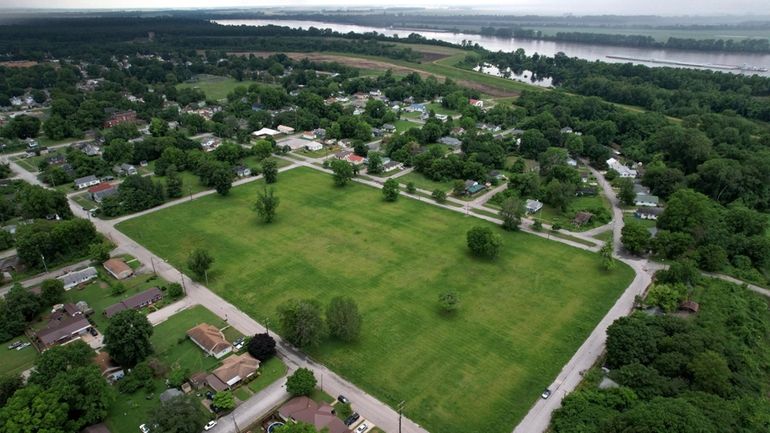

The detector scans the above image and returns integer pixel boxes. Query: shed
[679,300,700,314]
[103,258,133,280]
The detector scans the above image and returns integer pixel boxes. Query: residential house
[575,187,597,197]
[346,153,365,165]
[201,138,221,152]
[74,175,100,190]
[382,160,404,173]
[277,125,295,134]
[464,180,486,196]
[81,143,102,156]
[57,267,98,290]
[187,323,233,359]
[352,107,365,116]
[113,163,137,176]
[103,287,163,318]
[606,158,637,178]
[635,206,663,220]
[526,199,544,214]
[305,141,323,152]
[573,212,593,226]
[278,396,350,433]
[634,194,660,207]
[46,154,67,165]
[35,303,91,350]
[382,124,396,134]
[566,158,578,167]
[435,113,448,121]
[281,138,312,151]
[469,98,484,108]
[406,103,426,113]
[252,128,280,138]
[312,128,326,139]
[88,183,117,203]
[439,136,462,147]
[94,352,125,383]
[103,110,137,128]
[103,258,133,280]
[205,353,260,391]
[234,166,251,177]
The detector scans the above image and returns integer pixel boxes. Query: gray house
[74,175,100,190]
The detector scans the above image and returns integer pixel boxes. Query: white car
[139,425,150,433]
[204,420,218,431]
[356,423,369,433]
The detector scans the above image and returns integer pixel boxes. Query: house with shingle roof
[279,396,350,433]
[187,323,232,359]
[205,353,259,391]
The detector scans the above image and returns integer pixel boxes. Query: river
[215,19,770,77]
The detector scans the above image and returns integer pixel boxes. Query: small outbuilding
[103,258,133,280]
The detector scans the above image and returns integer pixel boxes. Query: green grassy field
[117,167,634,433]
[247,356,288,394]
[398,171,456,193]
[394,119,422,133]
[0,336,37,376]
[177,75,261,101]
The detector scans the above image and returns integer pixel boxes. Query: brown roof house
[103,258,133,280]
[279,396,350,433]
[36,303,92,350]
[205,353,260,391]
[187,323,233,359]
[103,287,163,318]
[94,351,125,383]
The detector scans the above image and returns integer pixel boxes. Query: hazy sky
[2,0,769,16]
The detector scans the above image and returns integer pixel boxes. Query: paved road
[0,258,93,296]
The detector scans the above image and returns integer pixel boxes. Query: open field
[0,336,36,376]
[177,74,262,101]
[397,171,456,192]
[118,167,633,433]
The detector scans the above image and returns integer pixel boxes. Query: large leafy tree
[51,365,114,430]
[0,385,68,433]
[29,341,95,385]
[326,297,362,342]
[466,226,503,259]
[621,221,651,256]
[148,395,208,433]
[262,159,278,184]
[330,159,354,186]
[278,299,324,348]
[247,333,276,362]
[499,196,524,231]
[104,310,154,368]
[286,368,317,396]
[382,179,400,201]
[187,248,214,280]
[254,187,280,223]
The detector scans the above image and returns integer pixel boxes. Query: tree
[326,296,362,342]
[500,196,524,231]
[438,291,459,313]
[247,333,276,361]
[104,309,153,368]
[29,340,94,385]
[165,165,183,198]
[382,178,400,201]
[149,117,168,137]
[213,391,236,411]
[89,242,111,263]
[621,221,651,255]
[618,178,636,206]
[167,282,184,299]
[466,226,503,259]
[0,374,23,406]
[406,182,417,194]
[544,179,575,212]
[645,283,687,313]
[211,166,233,196]
[367,152,383,174]
[0,385,68,433]
[40,279,65,307]
[689,351,731,397]
[330,159,354,186]
[148,395,208,433]
[277,299,324,348]
[452,179,466,196]
[600,241,616,271]
[286,368,317,396]
[432,189,447,203]
[262,159,278,184]
[187,248,214,280]
[254,187,280,223]
[50,364,114,429]
[253,140,274,160]
[274,422,320,433]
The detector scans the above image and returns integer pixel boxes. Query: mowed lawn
[117,167,634,433]
[177,75,261,101]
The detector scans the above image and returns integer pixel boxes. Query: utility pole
[204,269,209,285]
[40,253,48,273]
[150,256,157,275]
[398,400,406,433]
[179,270,187,295]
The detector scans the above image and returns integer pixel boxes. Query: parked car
[203,420,218,431]
[355,423,369,433]
[7,341,22,350]
[344,413,360,426]
[337,395,350,405]
[541,389,552,399]
[16,342,30,350]
[205,391,215,400]
[89,328,98,336]
[139,424,150,433]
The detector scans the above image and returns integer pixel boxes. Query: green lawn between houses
[117,167,634,433]
[0,335,37,376]
[177,75,262,101]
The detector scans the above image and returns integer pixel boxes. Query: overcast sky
[1,0,768,16]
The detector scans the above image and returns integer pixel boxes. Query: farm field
[117,167,634,433]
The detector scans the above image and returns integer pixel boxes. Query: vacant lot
[177,75,261,101]
[117,167,633,433]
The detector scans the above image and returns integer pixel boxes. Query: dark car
[205,391,215,400]
[344,413,360,426]
[337,395,350,405]
[89,328,98,336]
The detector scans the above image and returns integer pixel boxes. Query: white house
[634,194,660,207]
[252,127,280,138]
[606,158,637,178]
[57,267,98,290]
[305,141,323,151]
[73,175,100,190]
[635,207,663,220]
[277,125,295,134]
[525,199,543,214]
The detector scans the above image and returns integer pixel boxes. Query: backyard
[117,167,634,433]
